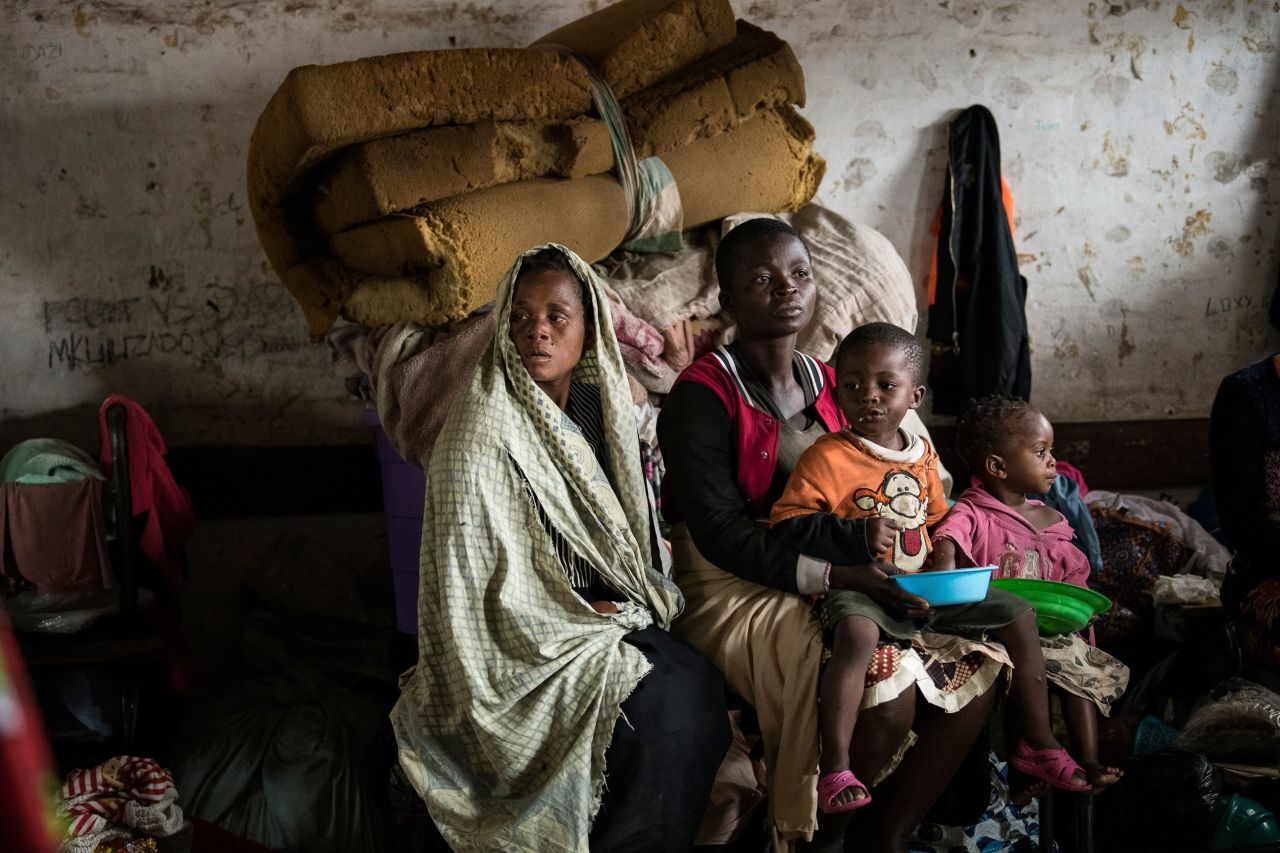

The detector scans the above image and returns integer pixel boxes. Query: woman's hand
[589,600,620,615]
[829,561,930,619]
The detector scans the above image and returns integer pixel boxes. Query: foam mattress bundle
[247,0,825,338]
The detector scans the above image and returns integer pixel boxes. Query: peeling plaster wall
[797,0,1280,422]
[2,1,1278,445]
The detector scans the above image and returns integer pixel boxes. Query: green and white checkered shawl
[391,245,683,852]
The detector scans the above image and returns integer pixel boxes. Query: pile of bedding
[248,0,824,338]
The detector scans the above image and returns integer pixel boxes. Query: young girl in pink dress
[931,396,1129,791]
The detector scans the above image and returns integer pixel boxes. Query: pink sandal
[1009,741,1093,793]
[817,770,872,814]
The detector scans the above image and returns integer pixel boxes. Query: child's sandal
[817,770,872,814]
[1009,741,1093,793]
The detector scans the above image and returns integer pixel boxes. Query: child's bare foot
[1084,763,1123,792]
[1007,770,1049,806]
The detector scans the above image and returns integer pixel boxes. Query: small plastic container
[892,566,995,607]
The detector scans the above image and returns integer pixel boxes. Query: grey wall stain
[1243,34,1276,54]
[841,158,878,190]
[1105,225,1132,243]
[948,0,986,29]
[853,119,894,157]
[1206,62,1239,95]
[1206,150,1242,183]
[1117,318,1136,362]
[911,63,938,92]
[993,76,1032,110]
[1203,0,1237,27]
[1207,236,1233,260]
[992,4,1020,24]
[1092,73,1132,108]
[1246,161,1271,193]
[1105,0,1162,17]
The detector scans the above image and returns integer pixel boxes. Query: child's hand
[929,537,958,572]
[866,517,902,554]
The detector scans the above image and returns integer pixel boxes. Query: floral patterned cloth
[1039,632,1128,715]
[907,754,1042,853]
[1089,506,1195,659]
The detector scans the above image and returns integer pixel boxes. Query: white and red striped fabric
[59,756,182,852]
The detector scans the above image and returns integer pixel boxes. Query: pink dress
[934,485,1129,714]
[933,485,1089,586]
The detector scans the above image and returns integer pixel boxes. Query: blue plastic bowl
[892,566,995,607]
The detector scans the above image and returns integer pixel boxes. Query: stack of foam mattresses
[248,0,825,338]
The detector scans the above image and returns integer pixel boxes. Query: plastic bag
[2,588,151,633]
[1096,749,1221,852]
[1176,678,1280,765]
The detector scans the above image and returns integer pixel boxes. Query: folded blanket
[332,106,823,327]
[533,0,735,98]
[312,118,614,235]
[334,173,629,327]
[310,20,800,244]
[249,0,737,339]
[624,21,805,157]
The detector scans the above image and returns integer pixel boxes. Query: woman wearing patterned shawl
[386,245,729,852]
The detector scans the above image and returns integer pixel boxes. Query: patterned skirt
[668,525,1010,846]
[1039,632,1129,716]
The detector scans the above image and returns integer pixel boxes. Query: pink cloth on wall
[97,395,194,589]
[934,485,1090,587]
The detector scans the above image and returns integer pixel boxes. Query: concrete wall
[3,0,1278,445]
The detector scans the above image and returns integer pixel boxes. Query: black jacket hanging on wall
[926,104,1032,415]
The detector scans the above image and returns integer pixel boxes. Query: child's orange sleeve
[924,461,950,527]
[769,440,845,526]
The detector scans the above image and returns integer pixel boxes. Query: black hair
[955,395,1037,470]
[834,322,925,383]
[714,217,811,296]
[514,247,593,326]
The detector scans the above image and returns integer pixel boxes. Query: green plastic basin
[988,577,1112,635]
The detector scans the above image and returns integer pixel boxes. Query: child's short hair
[834,322,925,383]
[516,247,594,327]
[714,217,810,295]
[955,395,1036,469]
